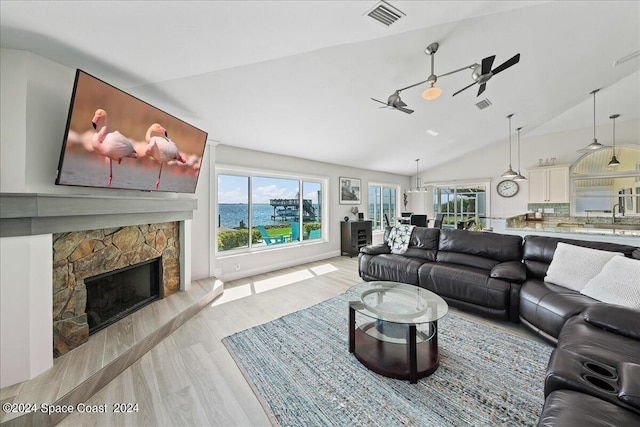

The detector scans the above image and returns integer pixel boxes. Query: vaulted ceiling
[1,1,638,176]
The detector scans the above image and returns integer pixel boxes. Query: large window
[433,183,488,229]
[368,184,398,231]
[217,170,324,253]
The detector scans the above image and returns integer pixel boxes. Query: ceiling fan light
[422,85,442,100]
[608,155,620,167]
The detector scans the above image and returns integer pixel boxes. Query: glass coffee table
[348,281,448,383]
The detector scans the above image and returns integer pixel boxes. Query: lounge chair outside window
[309,229,321,239]
[257,225,285,245]
[291,221,300,241]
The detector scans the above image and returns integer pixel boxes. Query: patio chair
[291,221,300,241]
[257,225,285,245]
[309,229,321,239]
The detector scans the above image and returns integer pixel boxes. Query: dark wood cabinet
[341,220,372,257]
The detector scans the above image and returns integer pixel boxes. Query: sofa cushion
[381,226,439,261]
[438,229,523,264]
[523,235,638,280]
[358,253,424,285]
[580,256,640,310]
[544,243,623,291]
[538,390,640,427]
[490,261,526,281]
[618,362,640,410]
[426,263,510,310]
[582,303,640,341]
[359,243,390,255]
[557,314,640,366]
[519,279,596,340]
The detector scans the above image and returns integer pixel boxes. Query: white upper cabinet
[528,166,570,203]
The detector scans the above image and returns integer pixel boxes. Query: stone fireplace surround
[0,193,198,385]
[53,222,181,357]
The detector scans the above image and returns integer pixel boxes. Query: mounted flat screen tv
[55,69,207,193]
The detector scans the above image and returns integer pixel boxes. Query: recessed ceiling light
[426,129,438,136]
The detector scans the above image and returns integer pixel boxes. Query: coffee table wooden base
[349,303,439,383]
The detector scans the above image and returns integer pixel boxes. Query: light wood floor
[55,256,546,426]
[56,256,361,426]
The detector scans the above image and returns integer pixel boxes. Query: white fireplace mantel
[0,193,197,237]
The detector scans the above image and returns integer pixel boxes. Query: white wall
[0,234,53,388]
[211,144,410,280]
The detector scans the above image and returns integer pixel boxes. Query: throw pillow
[544,243,623,291]
[581,256,640,310]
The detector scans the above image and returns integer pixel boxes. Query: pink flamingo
[144,123,186,190]
[91,109,138,186]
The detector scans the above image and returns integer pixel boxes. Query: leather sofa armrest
[359,244,390,255]
[490,261,526,282]
[583,303,640,340]
[618,362,640,410]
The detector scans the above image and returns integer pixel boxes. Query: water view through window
[217,173,323,252]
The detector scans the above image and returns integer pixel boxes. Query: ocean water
[218,203,320,228]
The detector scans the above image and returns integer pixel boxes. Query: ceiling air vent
[365,1,405,27]
[475,99,492,110]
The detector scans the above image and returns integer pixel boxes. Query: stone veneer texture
[52,222,180,357]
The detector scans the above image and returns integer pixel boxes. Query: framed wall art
[339,177,361,204]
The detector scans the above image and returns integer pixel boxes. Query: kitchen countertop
[505,219,640,238]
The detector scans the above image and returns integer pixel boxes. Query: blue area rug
[222,287,553,426]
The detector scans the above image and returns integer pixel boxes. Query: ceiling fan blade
[371,98,388,105]
[481,55,495,76]
[492,53,520,75]
[395,106,414,114]
[477,83,487,97]
[452,81,477,97]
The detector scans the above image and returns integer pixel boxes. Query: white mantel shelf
[0,193,197,237]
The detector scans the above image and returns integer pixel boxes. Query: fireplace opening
[85,257,162,335]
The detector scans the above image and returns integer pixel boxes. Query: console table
[340,220,372,257]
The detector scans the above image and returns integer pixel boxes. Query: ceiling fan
[371,91,414,114]
[372,42,521,112]
[452,53,521,97]
[371,78,429,114]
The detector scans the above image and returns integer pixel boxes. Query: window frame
[431,180,491,229]
[368,182,400,232]
[215,165,328,256]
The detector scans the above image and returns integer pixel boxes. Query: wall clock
[497,180,519,198]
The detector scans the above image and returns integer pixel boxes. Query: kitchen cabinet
[528,166,570,203]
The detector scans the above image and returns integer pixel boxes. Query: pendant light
[513,126,527,181]
[407,158,427,193]
[608,114,621,167]
[501,114,517,178]
[584,89,604,150]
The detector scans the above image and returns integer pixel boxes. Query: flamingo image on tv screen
[55,70,208,193]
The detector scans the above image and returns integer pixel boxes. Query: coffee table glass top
[351,281,448,325]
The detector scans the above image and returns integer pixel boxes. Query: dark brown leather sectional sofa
[358,227,640,425]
